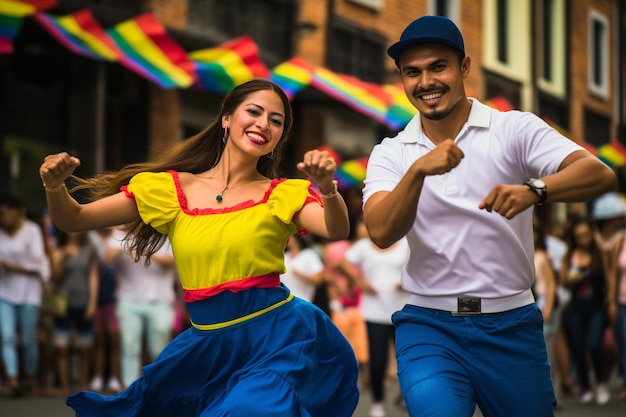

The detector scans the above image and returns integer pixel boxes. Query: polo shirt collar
[398,98,492,143]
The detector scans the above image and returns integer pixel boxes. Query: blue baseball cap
[387,15,465,62]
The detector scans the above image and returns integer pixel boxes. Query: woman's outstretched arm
[39,152,140,232]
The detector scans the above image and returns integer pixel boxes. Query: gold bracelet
[43,182,66,193]
[320,181,338,199]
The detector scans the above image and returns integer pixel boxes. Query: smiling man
[362,15,616,417]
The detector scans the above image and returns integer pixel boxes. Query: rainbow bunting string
[312,68,390,127]
[5,7,618,166]
[269,57,315,100]
[0,0,56,53]
[108,13,196,89]
[33,9,120,61]
[189,36,269,93]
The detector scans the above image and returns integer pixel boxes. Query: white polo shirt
[363,99,583,301]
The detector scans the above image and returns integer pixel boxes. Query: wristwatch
[524,178,547,205]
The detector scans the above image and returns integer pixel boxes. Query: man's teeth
[421,92,443,100]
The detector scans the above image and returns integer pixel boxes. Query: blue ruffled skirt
[66,285,359,416]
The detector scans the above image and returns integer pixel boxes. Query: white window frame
[427,0,460,21]
[481,0,534,109]
[482,0,531,83]
[537,0,566,99]
[587,9,609,98]
[347,0,383,11]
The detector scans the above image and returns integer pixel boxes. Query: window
[588,10,609,98]
[537,0,566,99]
[496,0,508,64]
[327,21,386,83]
[347,0,383,11]
[428,0,459,21]
[541,0,553,81]
[584,108,610,148]
[538,93,569,129]
[484,69,522,110]
[61,0,142,23]
[187,0,295,64]
[482,0,531,85]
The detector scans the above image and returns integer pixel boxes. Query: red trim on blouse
[120,185,135,200]
[166,170,293,215]
[183,273,281,302]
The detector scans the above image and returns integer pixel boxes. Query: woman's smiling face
[223,89,286,157]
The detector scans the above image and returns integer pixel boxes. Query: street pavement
[353,377,626,417]
[1,377,625,417]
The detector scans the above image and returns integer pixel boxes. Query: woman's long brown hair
[71,79,294,263]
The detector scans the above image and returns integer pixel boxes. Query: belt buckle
[452,297,481,316]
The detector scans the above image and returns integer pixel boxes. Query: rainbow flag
[336,157,368,189]
[33,9,120,61]
[383,83,416,130]
[189,36,268,93]
[311,68,391,127]
[269,57,315,100]
[598,142,626,168]
[108,13,196,89]
[0,0,56,53]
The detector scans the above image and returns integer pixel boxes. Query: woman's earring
[266,150,274,159]
[222,127,229,144]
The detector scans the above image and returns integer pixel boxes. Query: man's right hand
[415,139,464,176]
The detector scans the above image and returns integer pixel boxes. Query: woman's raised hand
[39,152,81,190]
[296,149,337,193]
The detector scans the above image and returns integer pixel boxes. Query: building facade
[0,0,623,220]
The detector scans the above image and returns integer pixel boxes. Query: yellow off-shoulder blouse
[122,170,321,302]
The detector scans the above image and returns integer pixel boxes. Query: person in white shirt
[339,226,409,417]
[0,193,50,397]
[281,234,324,303]
[108,227,177,388]
[363,15,616,416]
[88,228,122,394]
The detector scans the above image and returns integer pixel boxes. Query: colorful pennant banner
[9,7,621,162]
[597,141,626,168]
[108,13,197,89]
[0,0,56,53]
[383,83,416,129]
[335,157,368,189]
[269,57,315,100]
[312,68,391,128]
[189,36,269,93]
[34,9,120,61]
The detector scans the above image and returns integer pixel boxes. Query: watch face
[531,179,546,188]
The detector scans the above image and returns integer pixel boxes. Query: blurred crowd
[1,189,625,413]
[0,193,186,398]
